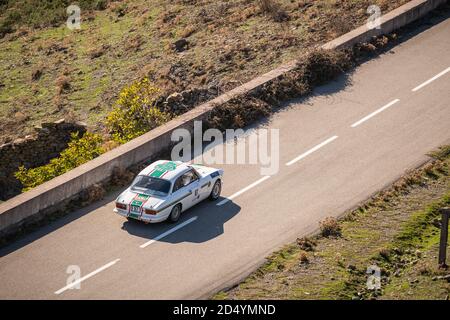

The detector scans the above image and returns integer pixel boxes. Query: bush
[257,0,289,22]
[301,49,354,87]
[15,132,104,191]
[81,183,106,204]
[319,216,342,237]
[106,78,171,144]
[56,75,71,94]
[207,96,271,131]
[296,237,316,251]
[110,166,134,186]
[299,251,309,264]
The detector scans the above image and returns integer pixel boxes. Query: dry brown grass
[299,251,309,264]
[55,75,70,95]
[83,183,106,204]
[319,216,341,237]
[257,0,289,22]
[111,166,134,187]
[296,237,316,252]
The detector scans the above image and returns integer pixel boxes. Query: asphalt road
[1,17,449,300]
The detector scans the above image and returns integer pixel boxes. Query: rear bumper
[114,208,169,223]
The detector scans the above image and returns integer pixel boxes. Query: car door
[197,175,212,201]
[172,170,201,211]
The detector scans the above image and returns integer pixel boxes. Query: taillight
[116,202,127,210]
[144,208,157,215]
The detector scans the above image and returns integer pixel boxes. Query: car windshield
[130,175,171,196]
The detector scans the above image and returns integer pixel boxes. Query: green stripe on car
[149,161,178,177]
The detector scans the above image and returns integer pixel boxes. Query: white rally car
[114,160,223,223]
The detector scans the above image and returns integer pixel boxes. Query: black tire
[209,179,222,201]
[168,204,182,223]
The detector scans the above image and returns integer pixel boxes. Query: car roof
[139,160,191,182]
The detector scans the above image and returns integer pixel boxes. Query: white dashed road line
[216,175,271,206]
[139,216,198,248]
[286,136,339,166]
[412,67,450,92]
[55,258,120,295]
[350,99,400,128]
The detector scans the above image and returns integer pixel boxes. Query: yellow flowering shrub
[106,78,171,144]
[15,132,104,191]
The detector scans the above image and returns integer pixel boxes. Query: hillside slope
[0,0,408,144]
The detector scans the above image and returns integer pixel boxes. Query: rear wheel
[209,179,221,201]
[168,204,182,223]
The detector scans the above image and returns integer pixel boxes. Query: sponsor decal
[149,161,177,178]
[210,171,220,178]
[128,193,151,219]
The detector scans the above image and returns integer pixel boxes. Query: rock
[173,39,189,52]
[181,90,191,101]
[14,112,28,122]
[166,92,183,104]
[76,121,88,127]
[54,118,66,124]
[0,119,88,200]
[12,138,26,145]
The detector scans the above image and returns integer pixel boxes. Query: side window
[184,170,199,185]
[173,170,199,192]
[173,176,184,193]
[188,170,200,182]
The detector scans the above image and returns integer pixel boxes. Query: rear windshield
[131,175,171,196]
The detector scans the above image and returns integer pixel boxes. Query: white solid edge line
[140,216,198,248]
[286,135,339,166]
[412,67,450,92]
[216,175,271,206]
[54,258,120,295]
[350,99,400,128]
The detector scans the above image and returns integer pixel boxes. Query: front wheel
[168,204,182,223]
[209,179,222,201]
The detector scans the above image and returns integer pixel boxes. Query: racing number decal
[193,188,200,201]
[128,194,150,218]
